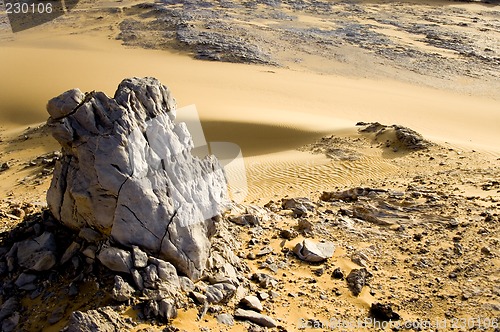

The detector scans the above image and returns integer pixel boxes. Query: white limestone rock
[46,77,229,280]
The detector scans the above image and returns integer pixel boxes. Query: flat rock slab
[293,239,335,263]
[234,308,277,328]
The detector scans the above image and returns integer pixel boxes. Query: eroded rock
[112,275,136,302]
[46,77,229,280]
[66,307,134,332]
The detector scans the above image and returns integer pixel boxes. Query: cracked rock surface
[46,77,228,280]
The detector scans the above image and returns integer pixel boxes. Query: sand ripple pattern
[240,152,398,203]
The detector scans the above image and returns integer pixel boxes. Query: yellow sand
[0,21,499,204]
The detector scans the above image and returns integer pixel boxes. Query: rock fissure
[159,210,177,256]
[51,91,95,121]
[120,205,160,240]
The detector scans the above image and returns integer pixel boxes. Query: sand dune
[1,27,499,204]
[1,31,499,148]
[1,33,499,206]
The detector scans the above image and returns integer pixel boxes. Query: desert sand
[0,0,499,330]
[1,29,499,203]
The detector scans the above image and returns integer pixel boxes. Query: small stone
[15,273,37,290]
[234,308,277,328]
[33,253,57,272]
[351,252,370,267]
[293,239,335,263]
[143,264,159,288]
[370,302,400,321]
[190,291,207,304]
[447,219,459,229]
[10,208,25,219]
[293,206,308,218]
[481,246,492,255]
[282,197,315,211]
[0,298,18,321]
[256,246,273,257]
[239,296,263,312]
[279,229,297,240]
[67,307,134,330]
[81,246,97,259]
[1,312,19,332]
[16,232,57,271]
[179,276,195,293]
[206,283,237,304]
[269,290,279,299]
[216,313,234,326]
[313,267,324,276]
[68,283,79,297]
[1,162,10,171]
[346,268,370,296]
[132,245,148,268]
[97,246,133,274]
[159,298,177,320]
[150,258,179,285]
[131,269,144,290]
[60,242,81,265]
[252,273,278,289]
[230,214,260,226]
[297,218,314,232]
[257,291,269,301]
[331,268,344,280]
[112,275,135,302]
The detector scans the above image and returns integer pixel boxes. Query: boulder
[97,247,133,274]
[46,77,229,280]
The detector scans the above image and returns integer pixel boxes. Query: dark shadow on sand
[200,119,328,157]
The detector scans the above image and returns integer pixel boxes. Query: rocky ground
[0,118,498,331]
[2,0,499,95]
[11,0,496,98]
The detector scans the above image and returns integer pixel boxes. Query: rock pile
[357,122,431,151]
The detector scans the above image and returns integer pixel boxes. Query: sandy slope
[0,27,499,204]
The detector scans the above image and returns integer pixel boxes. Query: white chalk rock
[46,77,229,280]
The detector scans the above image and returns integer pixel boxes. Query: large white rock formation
[46,77,228,280]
